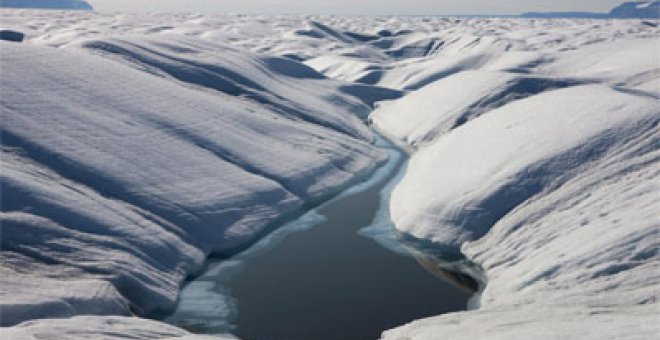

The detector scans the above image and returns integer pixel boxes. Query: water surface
[166,140,469,340]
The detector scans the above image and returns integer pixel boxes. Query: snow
[0,16,387,335]
[386,84,657,249]
[370,71,581,147]
[1,9,658,340]
[0,316,236,339]
[382,132,660,338]
[538,39,660,95]
[364,14,659,340]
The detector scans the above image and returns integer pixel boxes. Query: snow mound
[0,252,130,326]
[305,55,384,85]
[1,41,385,326]
[539,39,660,96]
[1,315,235,340]
[383,111,659,337]
[383,305,659,340]
[390,84,657,250]
[76,35,376,139]
[370,71,582,147]
[375,30,659,339]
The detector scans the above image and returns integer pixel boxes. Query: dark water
[166,144,469,340]
[229,169,469,339]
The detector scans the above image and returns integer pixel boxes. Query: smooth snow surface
[388,85,658,249]
[1,11,398,338]
[0,316,235,339]
[365,15,659,340]
[1,9,658,340]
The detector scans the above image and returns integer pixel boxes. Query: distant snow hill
[522,1,659,18]
[0,0,92,10]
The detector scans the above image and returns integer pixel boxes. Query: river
[163,137,470,340]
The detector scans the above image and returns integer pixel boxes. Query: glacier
[1,8,659,340]
[368,17,659,340]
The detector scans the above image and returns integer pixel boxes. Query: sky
[87,0,627,15]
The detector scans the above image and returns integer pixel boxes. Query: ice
[386,84,658,250]
[165,211,327,334]
[370,71,582,147]
[538,39,660,96]
[0,316,237,339]
[1,8,658,340]
[0,19,386,333]
[355,138,411,256]
[366,13,659,340]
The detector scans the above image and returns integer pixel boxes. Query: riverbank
[163,135,471,340]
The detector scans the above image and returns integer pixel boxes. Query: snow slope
[0,21,388,337]
[382,108,660,337]
[1,10,658,339]
[386,84,658,250]
[364,15,659,340]
[370,71,582,147]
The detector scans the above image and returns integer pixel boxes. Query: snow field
[1,10,658,339]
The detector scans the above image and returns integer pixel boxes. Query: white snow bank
[539,39,660,96]
[0,316,236,340]
[305,55,382,84]
[378,65,659,340]
[383,304,659,340]
[0,40,385,327]
[383,125,660,337]
[370,71,582,147]
[389,84,658,250]
[75,35,382,138]
[371,16,660,339]
[0,252,130,326]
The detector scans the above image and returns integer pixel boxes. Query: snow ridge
[0,28,387,335]
[365,16,659,340]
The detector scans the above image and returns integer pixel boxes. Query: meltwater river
[164,137,470,340]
